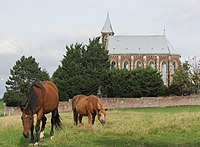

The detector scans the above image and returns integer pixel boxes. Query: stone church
[101,14,181,86]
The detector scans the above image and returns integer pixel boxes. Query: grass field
[0,99,3,116]
[1,106,200,147]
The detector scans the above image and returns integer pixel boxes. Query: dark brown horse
[21,80,62,146]
[72,94,107,127]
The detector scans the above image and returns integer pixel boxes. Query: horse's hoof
[79,123,84,127]
[50,136,54,140]
[34,142,39,146]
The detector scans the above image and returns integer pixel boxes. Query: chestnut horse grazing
[72,94,107,127]
[21,80,62,146]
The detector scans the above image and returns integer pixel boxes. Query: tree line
[3,37,200,106]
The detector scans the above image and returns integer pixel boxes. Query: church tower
[101,13,114,48]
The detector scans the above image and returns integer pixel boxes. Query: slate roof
[107,35,180,56]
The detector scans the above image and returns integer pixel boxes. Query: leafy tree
[169,61,192,95]
[189,56,200,94]
[3,56,50,106]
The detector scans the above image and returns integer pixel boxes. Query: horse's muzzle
[100,120,106,124]
[23,132,29,138]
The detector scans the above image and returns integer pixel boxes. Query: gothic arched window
[161,61,167,85]
[123,60,129,70]
[171,61,176,75]
[111,60,116,69]
[148,60,155,69]
[135,60,142,68]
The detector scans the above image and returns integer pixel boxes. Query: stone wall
[3,103,22,116]
[3,95,200,116]
[100,95,200,109]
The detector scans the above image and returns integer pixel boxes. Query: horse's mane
[25,80,43,114]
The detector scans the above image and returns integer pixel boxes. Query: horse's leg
[34,111,43,146]
[92,114,96,125]
[50,109,56,140]
[78,114,83,126]
[40,115,47,140]
[73,110,78,126]
[34,120,41,146]
[88,113,92,127]
[30,123,34,144]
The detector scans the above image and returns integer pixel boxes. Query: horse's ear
[97,108,101,112]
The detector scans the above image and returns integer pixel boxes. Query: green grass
[1,106,200,146]
[0,99,3,116]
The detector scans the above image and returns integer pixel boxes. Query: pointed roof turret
[101,13,114,34]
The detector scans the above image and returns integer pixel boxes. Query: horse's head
[97,108,108,124]
[20,107,34,138]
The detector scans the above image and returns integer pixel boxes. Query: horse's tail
[54,108,62,130]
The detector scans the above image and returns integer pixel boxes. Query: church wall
[171,55,181,67]
[109,54,181,86]
[146,55,157,68]
[121,55,131,70]
[133,55,143,68]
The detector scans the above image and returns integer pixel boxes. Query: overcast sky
[0,0,199,98]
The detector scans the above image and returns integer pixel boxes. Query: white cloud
[0,35,29,55]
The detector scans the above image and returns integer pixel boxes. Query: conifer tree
[106,68,166,98]
[53,43,85,100]
[82,37,110,95]
[3,56,49,106]
[52,37,110,100]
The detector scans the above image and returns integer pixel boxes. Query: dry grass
[0,115,21,131]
